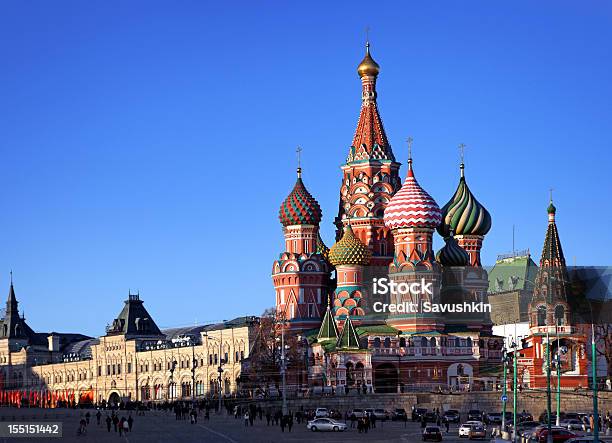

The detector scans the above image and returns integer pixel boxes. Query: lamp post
[555,325,561,427]
[203,332,224,414]
[501,348,510,432]
[512,338,518,443]
[191,338,197,408]
[592,322,599,443]
[278,318,288,416]
[546,328,553,443]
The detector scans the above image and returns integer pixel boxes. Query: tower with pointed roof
[334,41,402,268]
[328,224,371,322]
[518,199,588,389]
[383,148,443,331]
[272,164,332,331]
[0,276,37,344]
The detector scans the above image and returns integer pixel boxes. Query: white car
[315,408,329,418]
[459,421,485,438]
[559,419,584,431]
[307,418,347,432]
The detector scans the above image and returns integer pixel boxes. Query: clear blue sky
[1,1,610,336]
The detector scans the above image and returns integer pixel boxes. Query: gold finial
[407,137,413,170]
[459,143,466,177]
[296,146,303,177]
[357,28,380,78]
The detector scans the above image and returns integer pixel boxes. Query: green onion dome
[328,225,371,266]
[279,168,322,227]
[316,232,330,259]
[547,201,556,215]
[437,165,492,238]
[436,234,469,267]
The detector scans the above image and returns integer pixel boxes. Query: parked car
[315,408,329,418]
[423,426,443,441]
[423,412,438,423]
[532,426,577,443]
[560,419,584,431]
[467,410,482,421]
[484,412,502,425]
[373,409,390,421]
[468,425,487,440]
[349,408,366,419]
[518,411,534,422]
[566,438,611,443]
[307,418,347,432]
[413,407,428,421]
[459,422,484,438]
[511,420,541,437]
[443,410,460,423]
[392,408,408,421]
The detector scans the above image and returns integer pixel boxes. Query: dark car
[392,408,408,421]
[467,410,482,421]
[518,411,534,422]
[423,426,443,442]
[413,407,428,421]
[443,410,460,423]
[423,412,438,423]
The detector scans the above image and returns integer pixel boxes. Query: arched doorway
[108,392,121,407]
[374,363,397,393]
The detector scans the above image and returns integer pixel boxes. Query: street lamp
[203,332,224,414]
[501,348,512,432]
[276,318,288,416]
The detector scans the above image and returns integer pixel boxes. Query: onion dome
[357,42,380,78]
[437,163,492,237]
[436,234,469,267]
[384,159,442,230]
[279,168,322,227]
[548,201,556,215]
[328,224,371,266]
[316,233,330,259]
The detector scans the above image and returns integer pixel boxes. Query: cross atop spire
[407,136,413,171]
[549,187,554,203]
[459,143,466,177]
[296,146,303,178]
[365,26,370,50]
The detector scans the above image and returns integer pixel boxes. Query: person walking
[128,414,134,432]
[287,414,293,432]
[280,415,286,432]
[118,418,124,436]
[105,414,111,432]
[85,411,90,425]
[96,410,101,426]
[244,411,250,427]
[266,410,271,426]
[112,414,119,432]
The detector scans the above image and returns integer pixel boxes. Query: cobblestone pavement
[0,407,589,443]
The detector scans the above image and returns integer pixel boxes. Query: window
[299,288,304,304]
[127,362,131,373]
[98,366,102,377]
[117,364,121,375]
[537,306,547,327]
[317,288,321,304]
[554,305,565,326]
[280,289,285,305]
[308,303,315,317]
[224,353,228,364]
[240,351,244,361]
[235,351,239,361]
[209,354,213,365]
[107,365,111,375]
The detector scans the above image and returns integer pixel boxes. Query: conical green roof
[317,306,339,341]
[337,316,361,349]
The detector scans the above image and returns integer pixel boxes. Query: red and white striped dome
[384,162,442,230]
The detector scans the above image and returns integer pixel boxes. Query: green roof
[317,307,339,341]
[487,255,538,294]
[355,325,399,336]
[337,316,361,349]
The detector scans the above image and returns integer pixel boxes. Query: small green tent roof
[337,316,361,349]
[317,307,339,341]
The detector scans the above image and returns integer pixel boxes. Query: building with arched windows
[0,288,257,406]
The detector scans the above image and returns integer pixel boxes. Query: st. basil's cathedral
[272,42,506,393]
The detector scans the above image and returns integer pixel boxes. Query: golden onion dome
[328,224,371,267]
[357,42,380,78]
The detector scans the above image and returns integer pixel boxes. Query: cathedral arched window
[554,305,565,326]
[384,337,391,348]
[537,306,547,327]
[373,338,381,348]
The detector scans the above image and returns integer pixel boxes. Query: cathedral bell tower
[273,159,332,331]
[334,42,401,269]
